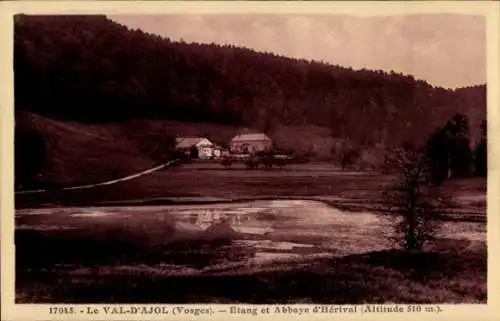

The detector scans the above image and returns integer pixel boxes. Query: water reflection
[15,200,486,270]
[172,209,273,236]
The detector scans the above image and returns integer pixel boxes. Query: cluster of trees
[426,114,486,185]
[14,15,485,149]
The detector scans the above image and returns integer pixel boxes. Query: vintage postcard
[1,1,499,320]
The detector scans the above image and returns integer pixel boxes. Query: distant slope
[15,112,155,185]
[13,15,486,185]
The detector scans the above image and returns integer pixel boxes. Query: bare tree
[380,143,449,251]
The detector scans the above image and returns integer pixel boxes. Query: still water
[16,200,485,270]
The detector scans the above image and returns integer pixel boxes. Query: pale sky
[109,14,486,89]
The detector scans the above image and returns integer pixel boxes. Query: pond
[16,200,485,272]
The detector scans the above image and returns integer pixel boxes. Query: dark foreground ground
[16,235,486,303]
[15,162,487,303]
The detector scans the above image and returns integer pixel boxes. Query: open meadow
[16,162,486,219]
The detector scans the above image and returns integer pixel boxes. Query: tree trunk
[406,182,418,250]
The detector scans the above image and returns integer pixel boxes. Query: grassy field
[16,162,486,217]
[16,163,384,205]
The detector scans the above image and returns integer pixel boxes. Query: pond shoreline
[17,195,486,223]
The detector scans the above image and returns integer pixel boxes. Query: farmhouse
[230,133,273,154]
[175,137,215,159]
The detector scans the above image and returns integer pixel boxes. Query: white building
[175,137,215,159]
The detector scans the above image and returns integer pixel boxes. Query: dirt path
[15,159,179,195]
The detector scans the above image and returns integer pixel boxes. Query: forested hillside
[13,14,487,186]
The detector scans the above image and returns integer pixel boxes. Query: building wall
[230,140,273,154]
[198,145,214,159]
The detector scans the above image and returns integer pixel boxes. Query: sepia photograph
[8,3,493,308]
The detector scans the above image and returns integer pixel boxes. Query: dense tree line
[14,15,486,150]
[425,114,486,184]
